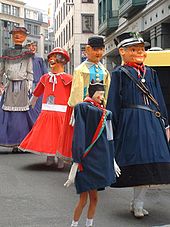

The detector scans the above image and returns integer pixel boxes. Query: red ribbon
[124,62,146,78]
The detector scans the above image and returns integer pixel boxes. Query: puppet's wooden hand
[69,108,75,126]
[166,127,170,142]
[0,83,4,95]
[114,159,121,177]
[29,95,38,108]
[28,80,33,93]
[64,163,78,187]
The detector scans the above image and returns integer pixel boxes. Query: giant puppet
[107,32,170,218]
[0,26,35,151]
[64,81,119,227]
[19,47,72,168]
[26,41,48,117]
[58,36,111,161]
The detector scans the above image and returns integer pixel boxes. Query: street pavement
[0,146,170,227]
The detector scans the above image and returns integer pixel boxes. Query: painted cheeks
[12,31,27,44]
[48,55,57,67]
[125,46,146,64]
[92,91,105,104]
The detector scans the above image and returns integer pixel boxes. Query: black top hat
[88,36,105,48]
[114,32,144,48]
[9,26,29,35]
[88,80,105,98]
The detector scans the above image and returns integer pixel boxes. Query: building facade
[0,0,25,55]
[53,0,99,74]
[98,0,170,71]
[0,0,49,60]
[24,5,49,59]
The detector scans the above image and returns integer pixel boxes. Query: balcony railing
[98,10,119,36]
[119,0,147,19]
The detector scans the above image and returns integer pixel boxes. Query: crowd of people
[0,26,170,227]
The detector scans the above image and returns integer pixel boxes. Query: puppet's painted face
[119,43,147,64]
[48,53,66,70]
[28,43,37,53]
[48,54,57,68]
[86,46,105,64]
[12,31,27,45]
[92,90,104,104]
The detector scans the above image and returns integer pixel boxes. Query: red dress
[19,72,72,156]
[57,105,74,162]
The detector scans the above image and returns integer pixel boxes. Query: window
[80,44,87,62]
[2,4,19,17]
[82,0,93,2]
[59,35,61,47]
[63,28,65,45]
[59,11,61,26]
[71,16,74,37]
[66,25,68,43]
[61,32,63,47]
[63,3,65,19]
[2,3,11,14]
[26,24,32,34]
[120,0,125,5]
[33,12,38,20]
[103,0,106,21]
[11,6,19,17]
[61,8,63,22]
[42,13,48,23]
[99,2,102,25]
[82,14,94,33]
[25,9,31,18]
[33,25,39,35]
[44,44,48,54]
[69,20,71,40]
[44,30,48,39]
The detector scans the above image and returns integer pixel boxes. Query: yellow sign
[145,50,170,67]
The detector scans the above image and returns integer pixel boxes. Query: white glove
[30,95,38,108]
[69,108,75,126]
[166,126,170,142]
[64,162,78,187]
[114,159,121,177]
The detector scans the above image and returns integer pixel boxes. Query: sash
[78,97,108,171]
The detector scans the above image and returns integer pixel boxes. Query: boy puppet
[64,81,119,227]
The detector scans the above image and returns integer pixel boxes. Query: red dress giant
[19,72,72,156]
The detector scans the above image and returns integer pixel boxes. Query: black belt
[122,104,162,118]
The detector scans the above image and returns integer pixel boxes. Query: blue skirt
[0,95,42,147]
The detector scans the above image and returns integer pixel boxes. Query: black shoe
[12,147,23,153]
[12,147,18,153]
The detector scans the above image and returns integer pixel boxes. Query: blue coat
[72,102,115,194]
[32,56,48,85]
[107,66,170,187]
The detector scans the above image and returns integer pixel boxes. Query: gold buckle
[155,111,161,117]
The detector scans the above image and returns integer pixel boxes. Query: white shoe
[57,157,64,169]
[133,207,144,218]
[130,202,149,217]
[141,208,149,216]
[46,156,55,166]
